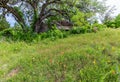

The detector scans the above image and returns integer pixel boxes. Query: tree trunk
[34,19,49,33]
[34,19,41,33]
[34,19,46,33]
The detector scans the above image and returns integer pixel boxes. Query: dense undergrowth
[0,28,120,82]
[0,23,106,43]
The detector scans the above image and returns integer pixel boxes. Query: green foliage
[0,22,105,42]
[70,23,106,34]
[41,25,67,40]
[115,14,120,28]
[105,14,120,28]
[46,16,62,28]
[0,28,38,42]
[92,23,107,31]
[105,20,116,28]
[71,9,88,26]
[70,26,88,34]
[0,28,120,81]
[0,17,10,31]
[0,0,108,33]
[70,24,98,34]
[14,7,24,18]
[76,0,107,17]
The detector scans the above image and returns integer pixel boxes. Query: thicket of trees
[0,0,119,41]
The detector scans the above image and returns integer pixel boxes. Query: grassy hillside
[0,28,120,82]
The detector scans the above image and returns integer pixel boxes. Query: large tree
[76,0,107,18]
[0,0,75,33]
[0,0,107,33]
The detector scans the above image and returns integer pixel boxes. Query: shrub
[40,25,68,40]
[70,26,86,34]
[0,28,38,42]
[0,17,10,31]
[0,28,13,36]
[92,23,107,31]
[105,20,116,28]
[115,14,120,28]
[0,24,69,42]
[70,24,93,34]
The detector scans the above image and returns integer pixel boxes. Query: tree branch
[0,5,26,30]
[39,0,62,17]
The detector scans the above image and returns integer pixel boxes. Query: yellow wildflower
[93,60,96,65]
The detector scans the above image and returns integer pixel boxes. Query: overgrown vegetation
[0,28,120,82]
[0,16,10,31]
[105,14,120,28]
[0,0,120,82]
[0,23,107,42]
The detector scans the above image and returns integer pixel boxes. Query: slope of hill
[0,28,120,82]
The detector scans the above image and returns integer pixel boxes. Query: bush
[70,26,86,34]
[0,17,10,31]
[115,14,120,28]
[0,28,38,42]
[71,8,89,27]
[70,25,93,34]
[40,25,68,40]
[105,14,120,28]
[0,28,13,36]
[105,20,116,28]
[92,23,107,31]
[0,24,69,42]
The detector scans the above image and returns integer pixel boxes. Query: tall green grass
[0,28,120,82]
